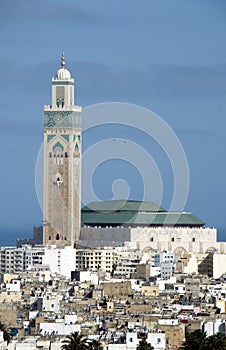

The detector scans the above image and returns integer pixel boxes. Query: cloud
[72,61,226,102]
[0,0,106,25]
[1,58,226,112]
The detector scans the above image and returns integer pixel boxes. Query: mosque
[43,54,226,255]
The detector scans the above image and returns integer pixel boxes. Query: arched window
[65,152,68,158]
[171,237,175,242]
[192,237,195,242]
[49,236,51,240]
[150,237,154,242]
[56,234,60,240]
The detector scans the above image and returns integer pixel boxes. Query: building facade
[43,53,82,247]
[0,245,76,279]
[80,200,226,255]
[75,248,115,273]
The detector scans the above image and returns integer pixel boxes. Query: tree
[206,332,226,350]
[0,322,12,344]
[180,329,226,350]
[87,339,103,350]
[61,332,88,350]
[179,329,208,350]
[136,339,154,350]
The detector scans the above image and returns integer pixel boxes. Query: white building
[0,331,7,350]
[202,319,226,337]
[0,245,75,279]
[151,251,175,278]
[114,249,149,278]
[80,200,226,256]
[6,279,20,292]
[213,254,226,278]
[39,321,80,336]
[106,331,165,350]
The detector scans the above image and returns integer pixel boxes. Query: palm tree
[136,339,154,350]
[206,332,226,350]
[61,332,88,350]
[179,329,208,350]
[87,339,103,350]
[0,321,12,344]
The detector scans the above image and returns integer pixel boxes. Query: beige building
[43,53,81,247]
[103,281,132,297]
[75,247,115,273]
[141,284,159,297]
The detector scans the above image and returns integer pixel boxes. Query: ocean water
[0,228,33,247]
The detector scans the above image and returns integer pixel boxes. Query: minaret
[43,53,82,247]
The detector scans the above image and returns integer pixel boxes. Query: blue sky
[0,0,226,244]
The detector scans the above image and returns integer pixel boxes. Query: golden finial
[61,52,66,67]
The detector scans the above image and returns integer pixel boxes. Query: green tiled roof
[81,200,205,227]
[82,200,165,213]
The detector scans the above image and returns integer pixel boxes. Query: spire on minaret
[55,52,71,80]
[61,52,66,67]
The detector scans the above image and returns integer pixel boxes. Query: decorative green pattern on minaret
[53,141,64,151]
[61,135,70,142]
[47,135,56,142]
[44,111,81,128]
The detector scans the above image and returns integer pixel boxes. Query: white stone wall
[80,225,226,255]
[126,332,165,350]
[130,226,218,253]
[57,246,76,278]
[213,254,226,278]
[203,319,226,336]
[183,254,198,275]
[42,295,60,313]
[39,322,80,336]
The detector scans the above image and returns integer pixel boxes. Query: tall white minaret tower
[43,53,82,247]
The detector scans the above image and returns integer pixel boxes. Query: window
[192,237,195,242]
[49,236,51,240]
[150,237,154,242]
[171,237,174,242]
[56,234,60,240]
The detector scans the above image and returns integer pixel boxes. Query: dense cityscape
[0,53,226,350]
